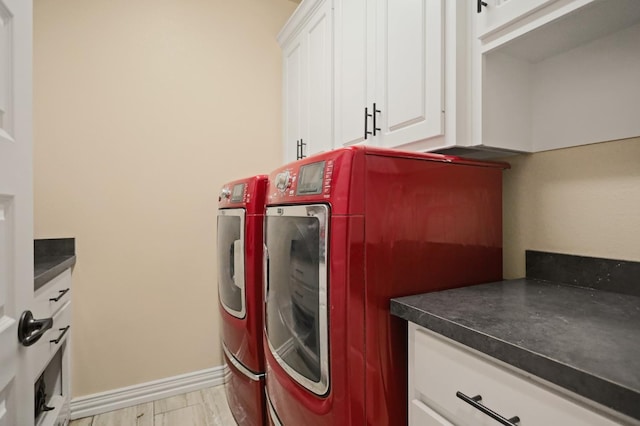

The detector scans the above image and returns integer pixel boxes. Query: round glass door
[264,204,329,395]
[218,208,246,318]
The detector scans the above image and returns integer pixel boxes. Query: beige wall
[503,137,640,278]
[33,0,640,400]
[34,0,297,397]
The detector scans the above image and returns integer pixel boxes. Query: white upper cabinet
[285,0,472,156]
[282,40,303,164]
[471,0,640,154]
[335,0,449,151]
[306,4,333,158]
[334,0,372,147]
[374,0,444,149]
[279,0,333,164]
[280,0,640,160]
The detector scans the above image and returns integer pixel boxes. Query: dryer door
[264,204,329,396]
[218,208,246,318]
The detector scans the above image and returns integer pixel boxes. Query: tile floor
[69,385,238,426]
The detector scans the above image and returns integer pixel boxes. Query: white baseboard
[70,365,227,420]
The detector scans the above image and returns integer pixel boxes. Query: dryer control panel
[219,182,247,204]
[296,161,326,195]
[271,159,335,202]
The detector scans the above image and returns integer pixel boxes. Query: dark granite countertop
[391,278,640,420]
[34,238,76,291]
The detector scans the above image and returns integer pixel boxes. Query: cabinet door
[375,0,444,149]
[304,0,333,157]
[334,0,374,147]
[475,0,556,38]
[282,39,303,164]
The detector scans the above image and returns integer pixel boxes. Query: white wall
[33,0,297,397]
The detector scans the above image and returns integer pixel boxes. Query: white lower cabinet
[30,302,70,384]
[411,399,454,426]
[408,323,628,426]
[31,269,73,426]
[32,269,72,327]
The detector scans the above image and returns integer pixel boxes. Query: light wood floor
[69,385,239,426]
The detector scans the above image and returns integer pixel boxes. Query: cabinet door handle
[365,105,381,139]
[300,138,306,159]
[372,103,381,136]
[477,0,487,13]
[50,325,71,345]
[364,107,372,140]
[17,310,53,347]
[49,288,70,302]
[456,391,520,425]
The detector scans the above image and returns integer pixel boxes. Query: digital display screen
[231,184,245,202]
[296,161,325,195]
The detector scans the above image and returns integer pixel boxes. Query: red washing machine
[262,146,509,425]
[218,175,268,426]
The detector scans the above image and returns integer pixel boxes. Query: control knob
[275,171,292,192]
[219,187,231,201]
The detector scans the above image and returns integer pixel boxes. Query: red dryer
[262,146,509,425]
[218,175,268,426]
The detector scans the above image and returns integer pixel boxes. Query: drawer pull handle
[456,391,520,425]
[50,326,70,344]
[49,288,70,302]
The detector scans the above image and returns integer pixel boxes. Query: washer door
[218,208,246,318]
[264,204,329,396]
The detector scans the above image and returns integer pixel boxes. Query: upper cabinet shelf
[471,0,640,154]
[477,0,640,53]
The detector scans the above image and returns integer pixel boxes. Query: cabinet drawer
[35,394,69,426]
[412,326,620,426]
[31,301,71,377]
[33,268,72,319]
[410,399,453,426]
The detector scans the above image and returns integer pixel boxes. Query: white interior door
[0,0,34,425]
